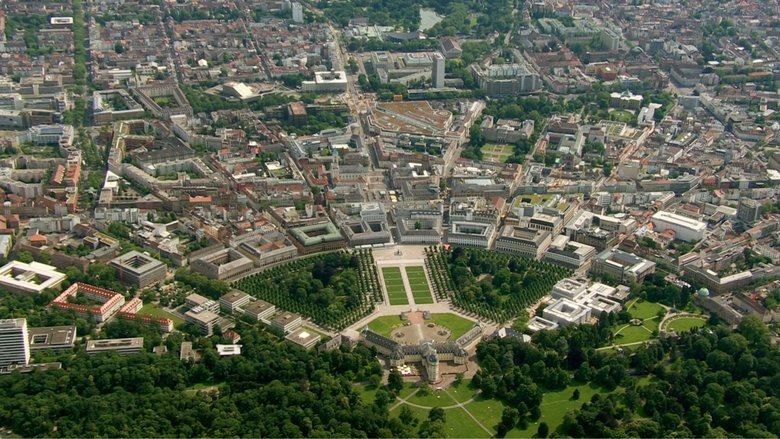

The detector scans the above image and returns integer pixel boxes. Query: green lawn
[366,315,406,337]
[667,316,707,333]
[462,397,503,433]
[407,389,457,408]
[390,398,489,438]
[405,266,434,304]
[642,317,660,332]
[388,381,612,438]
[627,299,664,320]
[428,313,477,340]
[445,407,491,437]
[138,303,184,328]
[382,267,409,305]
[613,325,653,344]
[365,313,476,340]
[446,379,478,403]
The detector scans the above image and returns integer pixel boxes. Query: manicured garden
[404,266,434,304]
[626,299,664,319]
[666,315,707,333]
[480,143,513,163]
[382,267,409,305]
[365,313,475,340]
[366,315,405,337]
[428,313,477,340]
[610,299,665,345]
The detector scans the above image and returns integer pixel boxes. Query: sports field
[481,144,512,163]
[382,267,409,305]
[404,266,434,304]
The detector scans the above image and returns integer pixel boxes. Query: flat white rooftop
[652,211,707,232]
[0,261,67,294]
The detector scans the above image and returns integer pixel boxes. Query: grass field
[365,313,475,340]
[138,303,184,328]
[481,144,513,163]
[404,266,434,304]
[380,380,610,438]
[390,389,490,437]
[366,315,406,337]
[627,300,664,319]
[667,316,707,333]
[382,267,409,305]
[428,313,477,340]
[613,325,653,344]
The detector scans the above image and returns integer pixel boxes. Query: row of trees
[425,247,571,322]
[232,251,377,330]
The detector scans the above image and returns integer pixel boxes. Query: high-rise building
[0,318,30,367]
[431,53,445,89]
[737,198,762,224]
[291,2,304,23]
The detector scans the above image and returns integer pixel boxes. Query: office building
[737,198,762,224]
[301,71,348,93]
[291,2,304,23]
[543,298,591,326]
[470,62,542,96]
[28,326,76,353]
[449,197,502,226]
[219,290,252,314]
[271,312,302,334]
[527,316,559,333]
[494,226,552,259]
[447,221,495,249]
[216,344,242,356]
[288,221,347,255]
[431,53,445,89]
[480,117,533,144]
[243,299,276,322]
[543,235,597,270]
[184,307,222,336]
[591,249,656,284]
[109,251,167,288]
[285,327,321,350]
[191,248,254,281]
[0,261,67,295]
[528,213,563,235]
[86,338,144,356]
[651,211,707,242]
[0,318,30,367]
[185,293,220,313]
